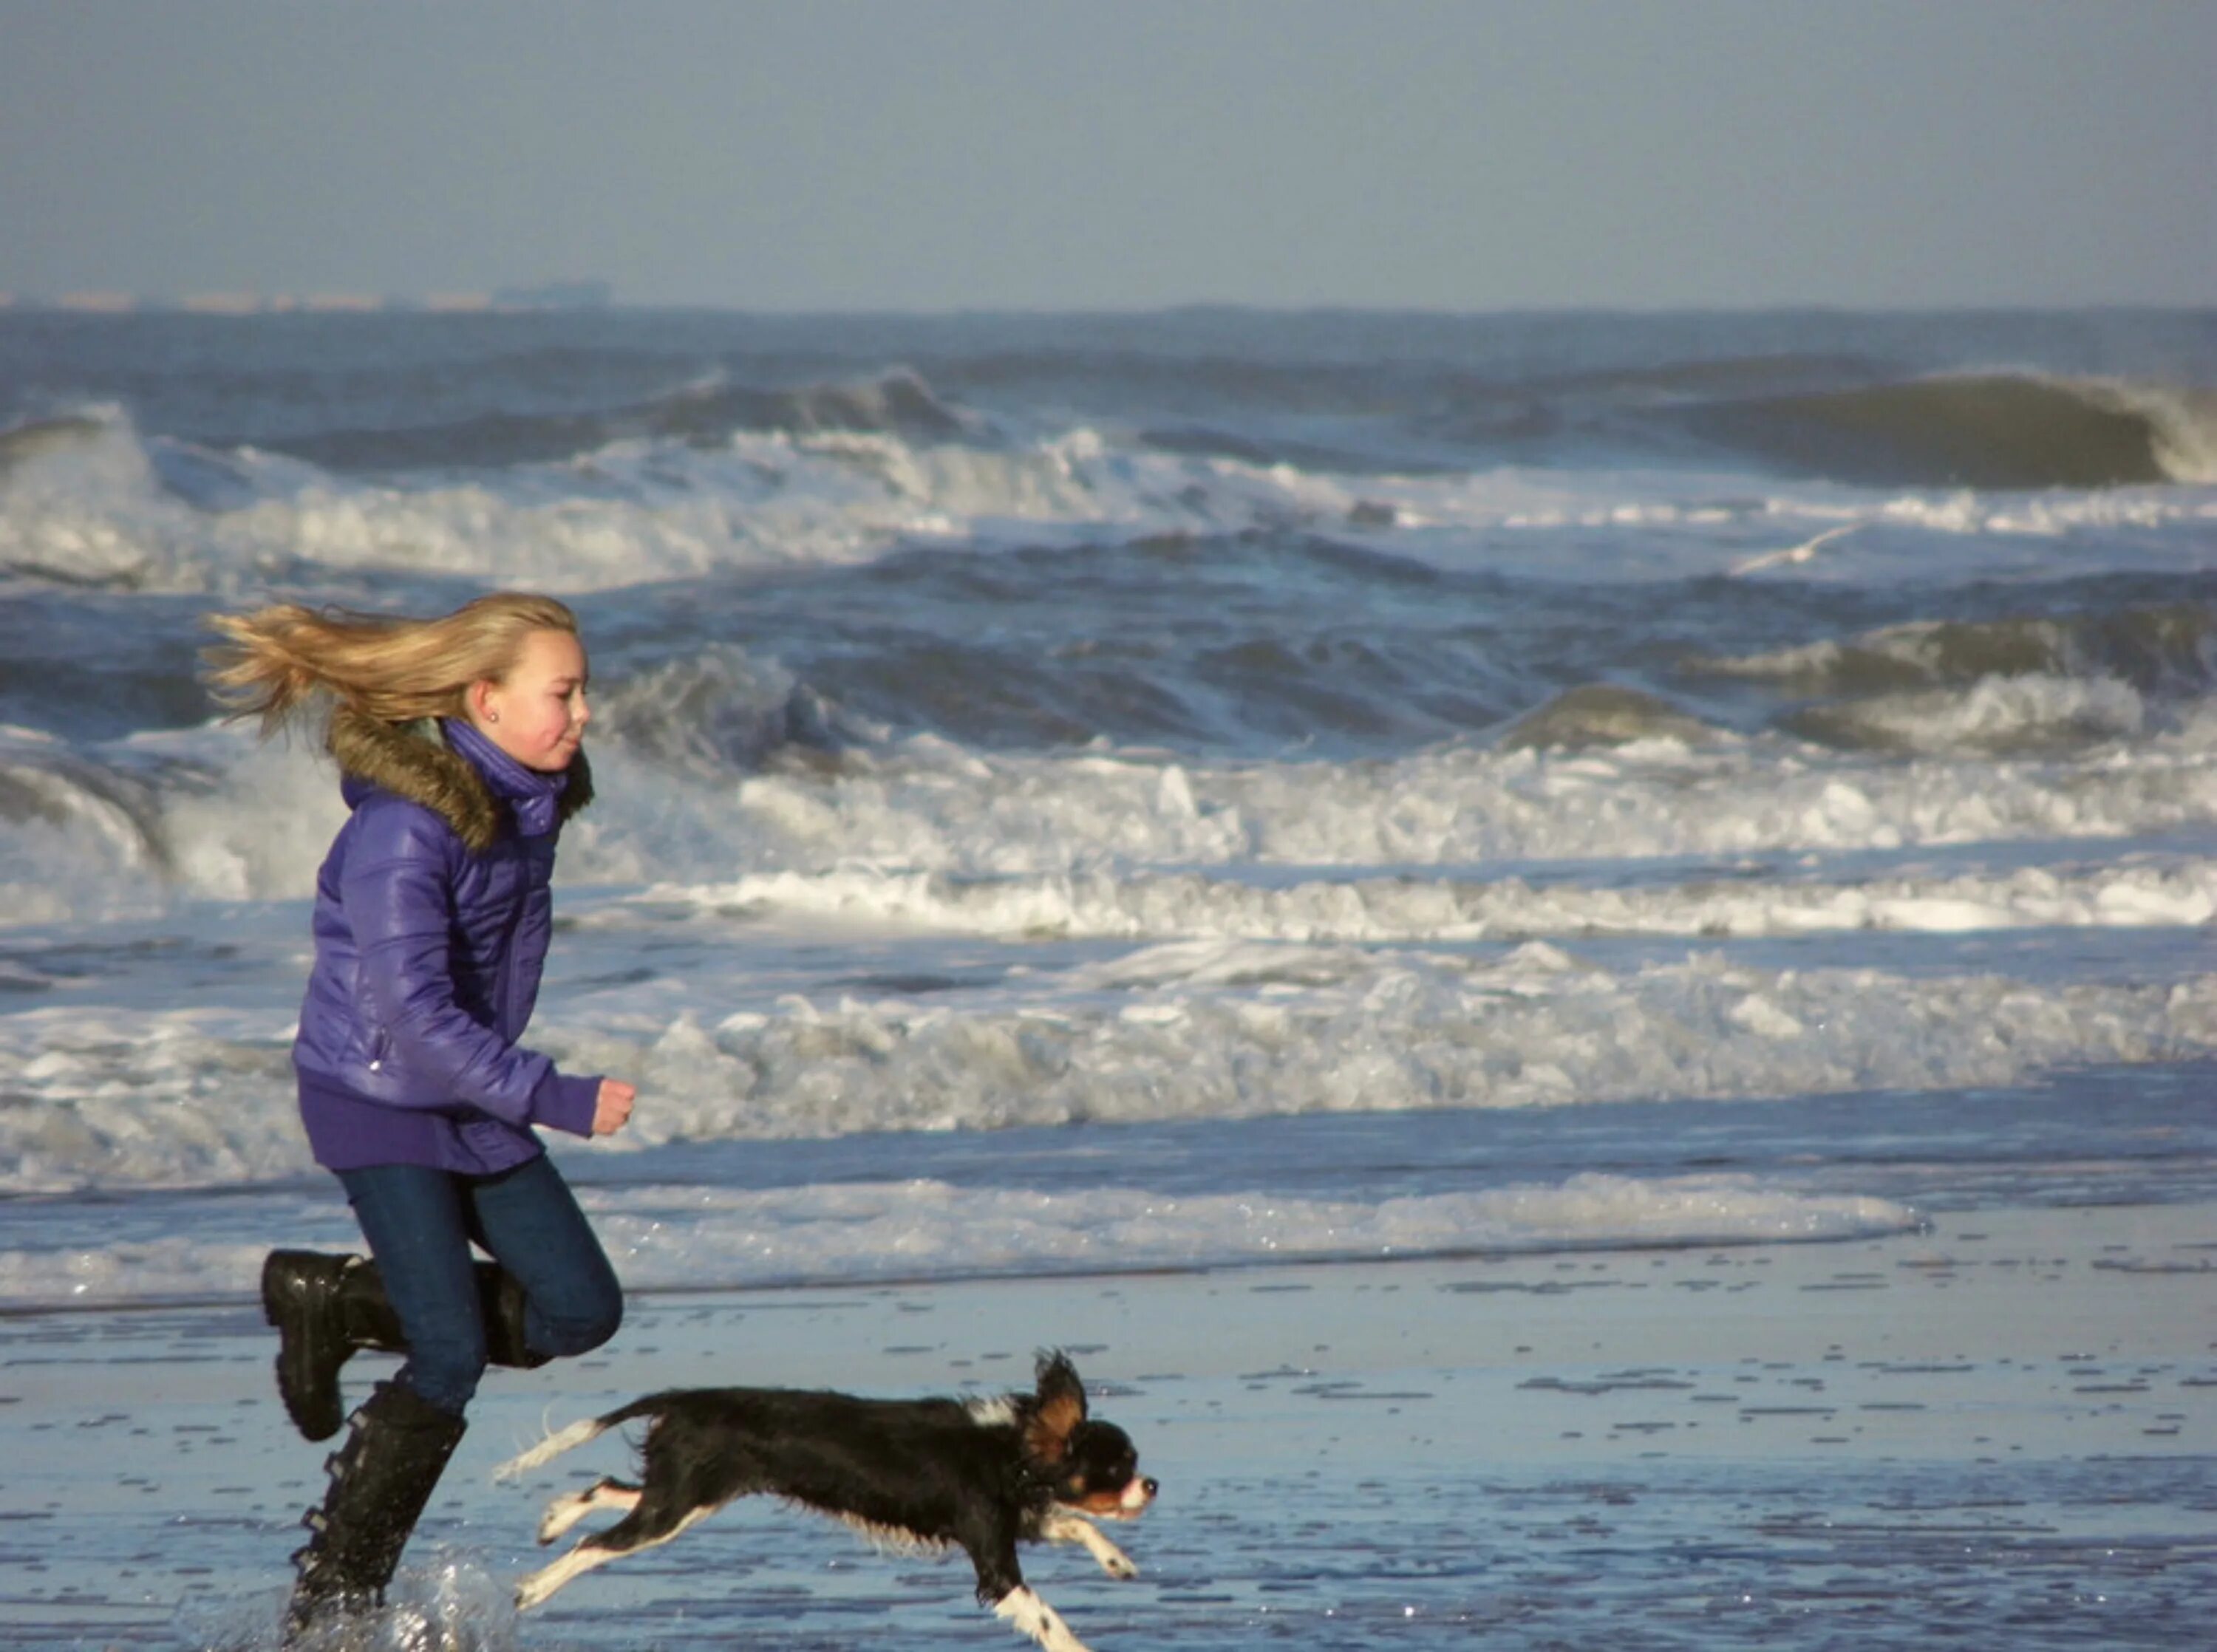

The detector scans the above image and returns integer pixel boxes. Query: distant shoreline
[4,297,2213,322]
[0,280,614,316]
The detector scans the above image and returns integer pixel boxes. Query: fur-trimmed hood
[327,706,593,853]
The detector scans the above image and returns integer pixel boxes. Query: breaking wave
[1690,606,2217,696]
[1684,372,2217,489]
[1691,604,2216,753]
[1501,685,1715,751]
[254,366,975,473]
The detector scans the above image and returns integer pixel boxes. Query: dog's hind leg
[991,1585,1093,1652]
[515,1500,715,1611]
[537,1476,643,1545]
[1039,1512,1137,1580]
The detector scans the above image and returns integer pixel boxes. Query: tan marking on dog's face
[1069,1477,1154,1520]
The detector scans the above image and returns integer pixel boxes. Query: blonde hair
[205,592,579,735]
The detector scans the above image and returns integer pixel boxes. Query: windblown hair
[204,593,579,735]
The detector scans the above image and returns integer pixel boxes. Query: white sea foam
[578,1173,1927,1289]
[6,924,2214,1196]
[0,409,214,590]
[6,408,2216,597]
[602,723,2217,885]
[589,952,2217,1150]
[0,1173,1924,1310]
[2080,375,2217,485]
[7,707,2214,929]
[0,723,344,926]
[0,725,180,924]
[1,414,1212,593]
[1796,673,2148,754]
[627,853,2217,945]
[0,1003,303,1192]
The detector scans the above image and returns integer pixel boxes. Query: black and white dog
[495,1351,1156,1652]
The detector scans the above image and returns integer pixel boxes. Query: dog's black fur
[497,1351,1155,1652]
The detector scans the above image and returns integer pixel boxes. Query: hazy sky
[6,1,2213,311]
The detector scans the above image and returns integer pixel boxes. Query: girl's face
[471,627,590,772]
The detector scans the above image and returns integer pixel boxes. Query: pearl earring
[487,709,500,723]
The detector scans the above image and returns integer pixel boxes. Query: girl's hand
[592,1079,636,1136]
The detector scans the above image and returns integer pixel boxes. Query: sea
[1,307,2215,1648]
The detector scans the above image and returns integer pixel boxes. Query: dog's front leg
[991,1584,1094,1652]
[1040,1512,1137,1580]
[516,1537,624,1611]
[972,1539,1094,1652]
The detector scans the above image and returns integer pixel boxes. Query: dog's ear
[1024,1350,1088,1466]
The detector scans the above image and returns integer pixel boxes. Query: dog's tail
[496,1394,679,1484]
[495,1393,669,1483]
[494,1413,612,1482]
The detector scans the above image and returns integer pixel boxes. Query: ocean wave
[621,726,2217,886]
[0,598,218,741]
[1536,350,1884,400]
[0,729,178,922]
[0,1000,304,1194]
[580,1173,1929,1292]
[593,645,876,776]
[5,938,2213,1198]
[0,1173,1924,1309]
[1500,685,1716,751]
[4,397,2215,600]
[13,935,2199,1188]
[624,853,2217,946]
[1689,605,2217,694]
[1687,605,2216,754]
[0,412,1171,593]
[576,951,2217,1147]
[256,366,975,474]
[0,727,343,925]
[0,412,112,474]
[1784,673,2148,756]
[1116,358,2217,494]
[0,407,214,590]
[5,703,2213,921]
[1683,372,2217,489]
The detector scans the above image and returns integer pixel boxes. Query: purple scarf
[443,718,568,839]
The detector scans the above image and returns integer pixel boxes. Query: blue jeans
[336,1153,623,1416]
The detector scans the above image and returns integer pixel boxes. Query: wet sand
[3,1203,2212,1649]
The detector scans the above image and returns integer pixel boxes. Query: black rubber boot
[284,1381,467,1645]
[265,1252,552,1442]
[263,1251,408,1444]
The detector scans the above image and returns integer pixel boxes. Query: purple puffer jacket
[291,711,603,1175]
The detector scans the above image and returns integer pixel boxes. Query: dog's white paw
[1091,1535,1139,1580]
[537,1492,589,1544]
